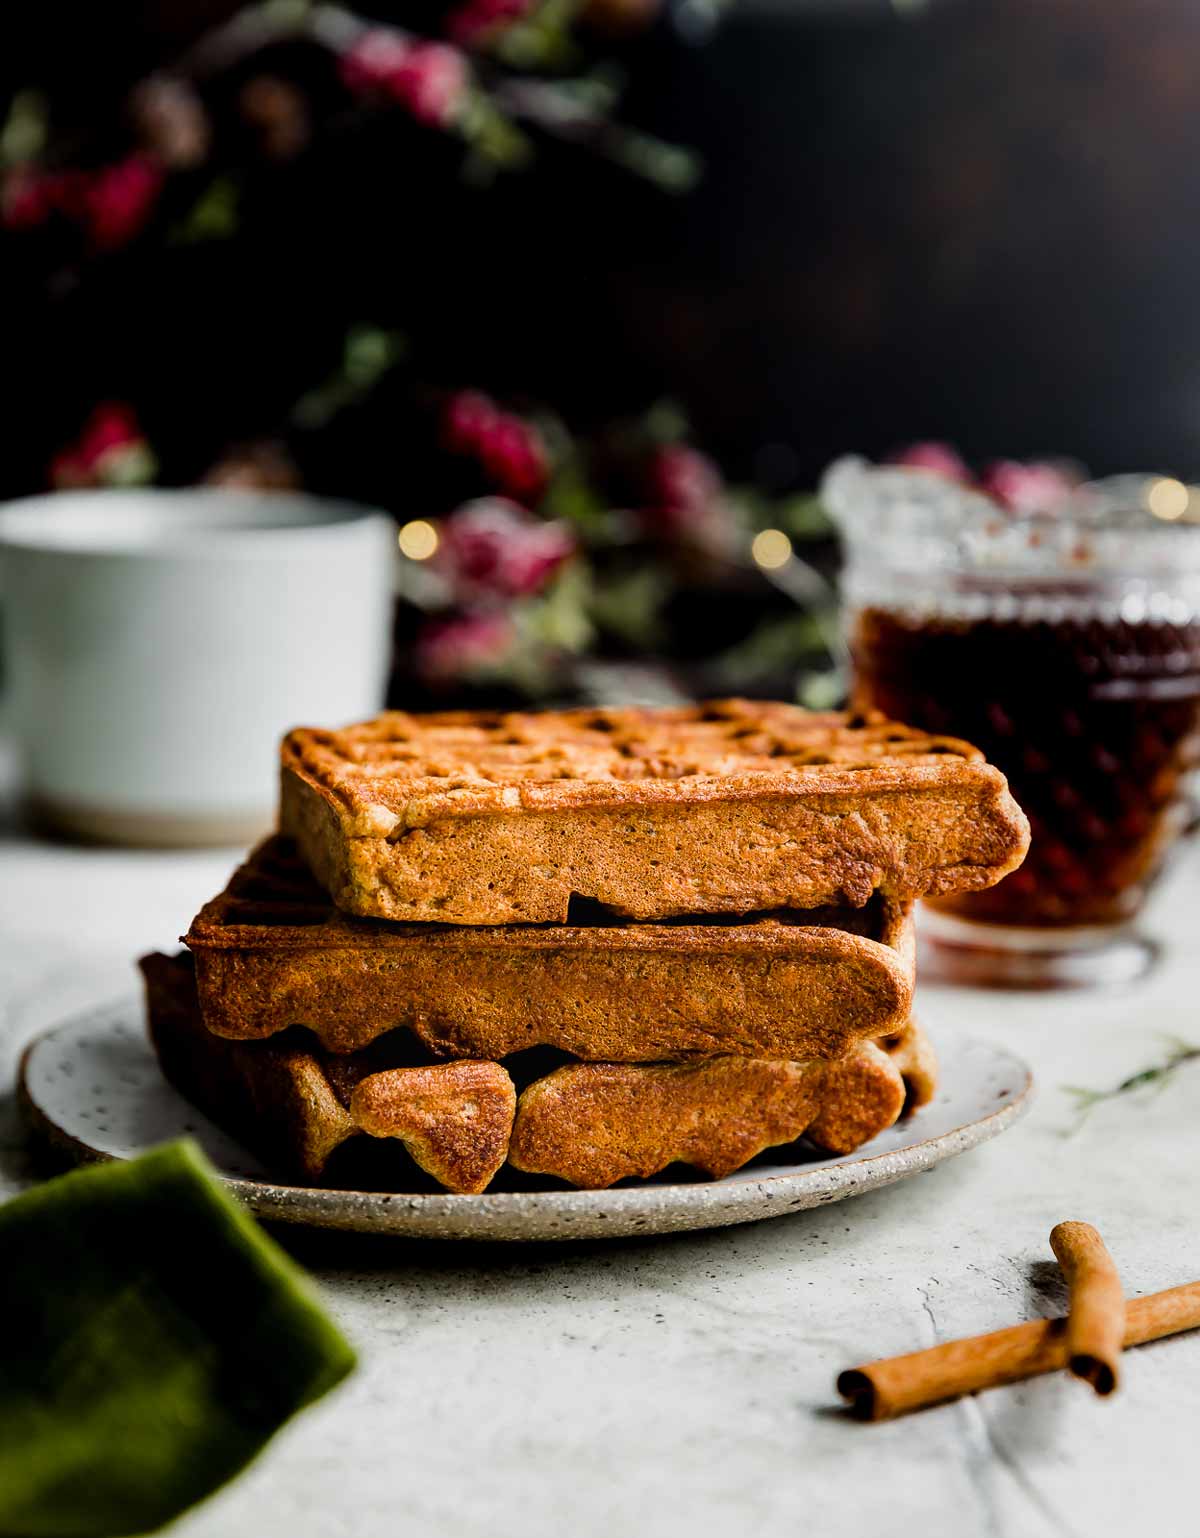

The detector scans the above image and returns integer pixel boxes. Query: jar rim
[821,456,1200,581]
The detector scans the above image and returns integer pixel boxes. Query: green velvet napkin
[0,1140,356,1538]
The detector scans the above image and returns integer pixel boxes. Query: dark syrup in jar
[852,605,1200,926]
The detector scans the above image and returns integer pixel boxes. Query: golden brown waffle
[141,952,937,1194]
[142,952,513,1193]
[508,1034,933,1186]
[185,836,915,1061]
[280,699,1030,925]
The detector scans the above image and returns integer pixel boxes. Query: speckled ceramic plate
[19,999,1033,1241]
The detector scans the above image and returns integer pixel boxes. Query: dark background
[5,0,1200,501]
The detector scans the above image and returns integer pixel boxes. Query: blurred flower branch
[386,388,839,703]
[9,0,838,708]
[1,0,698,266]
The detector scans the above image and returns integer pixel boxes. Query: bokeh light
[751,528,792,569]
[1147,478,1190,520]
[398,519,439,560]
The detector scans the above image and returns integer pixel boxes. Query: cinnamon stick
[838,1279,1200,1421]
[1049,1221,1126,1395]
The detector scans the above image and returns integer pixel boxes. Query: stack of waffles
[141,700,1030,1194]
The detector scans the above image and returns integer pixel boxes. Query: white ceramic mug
[0,488,396,845]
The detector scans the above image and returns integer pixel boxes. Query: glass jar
[822,457,1200,987]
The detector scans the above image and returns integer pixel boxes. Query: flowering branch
[3,0,692,255]
[492,75,699,189]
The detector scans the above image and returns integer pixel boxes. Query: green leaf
[775,493,834,541]
[171,176,240,245]
[100,442,158,488]
[710,612,827,691]
[261,0,313,23]
[521,560,596,655]
[0,90,48,168]
[641,400,690,446]
[588,564,672,650]
[0,1141,354,1538]
[539,464,622,543]
[292,325,405,430]
[606,129,702,193]
[343,325,404,386]
[796,668,846,710]
[460,96,534,175]
[491,0,582,70]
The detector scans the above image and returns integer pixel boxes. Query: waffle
[280,700,1030,925]
[141,953,937,1193]
[184,837,915,1062]
[510,1020,938,1185]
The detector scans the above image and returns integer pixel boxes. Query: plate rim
[18,997,1035,1241]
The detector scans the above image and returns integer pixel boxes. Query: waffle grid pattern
[284,701,981,824]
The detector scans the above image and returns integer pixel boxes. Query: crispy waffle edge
[278,700,1030,924]
[183,839,916,1060]
[141,951,937,1194]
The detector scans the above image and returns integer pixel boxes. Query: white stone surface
[3,757,1200,1538]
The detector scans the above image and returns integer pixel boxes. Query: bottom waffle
[141,953,937,1195]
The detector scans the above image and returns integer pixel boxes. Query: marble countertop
[3,773,1198,1537]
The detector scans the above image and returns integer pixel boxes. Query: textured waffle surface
[280,700,1030,924]
[284,701,985,826]
[142,953,937,1194]
[185,838,915,1060]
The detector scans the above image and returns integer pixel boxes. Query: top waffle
[280,699,1030,925]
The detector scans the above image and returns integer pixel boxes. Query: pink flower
[1,166,91,229]
[3,157,162,248]
[479,415,548,501]
[392,42,469,128]
[642,444,724,536]
[442,391,549,502]
[339,29,414,94]
[648,444,722,509]
[443,390,501,454]
[438,498,575,598]
[83,156,164,251]
[340,32,468,129]
[1,167,59,230]
[980,460,1079,514]
[416,610,516,682]
[50,402,151,488]
[886,442,971,482]
[447,0,534,46]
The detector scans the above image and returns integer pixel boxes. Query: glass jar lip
[820,455,1200,579]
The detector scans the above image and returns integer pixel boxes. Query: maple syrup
[852,605,1200,927]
